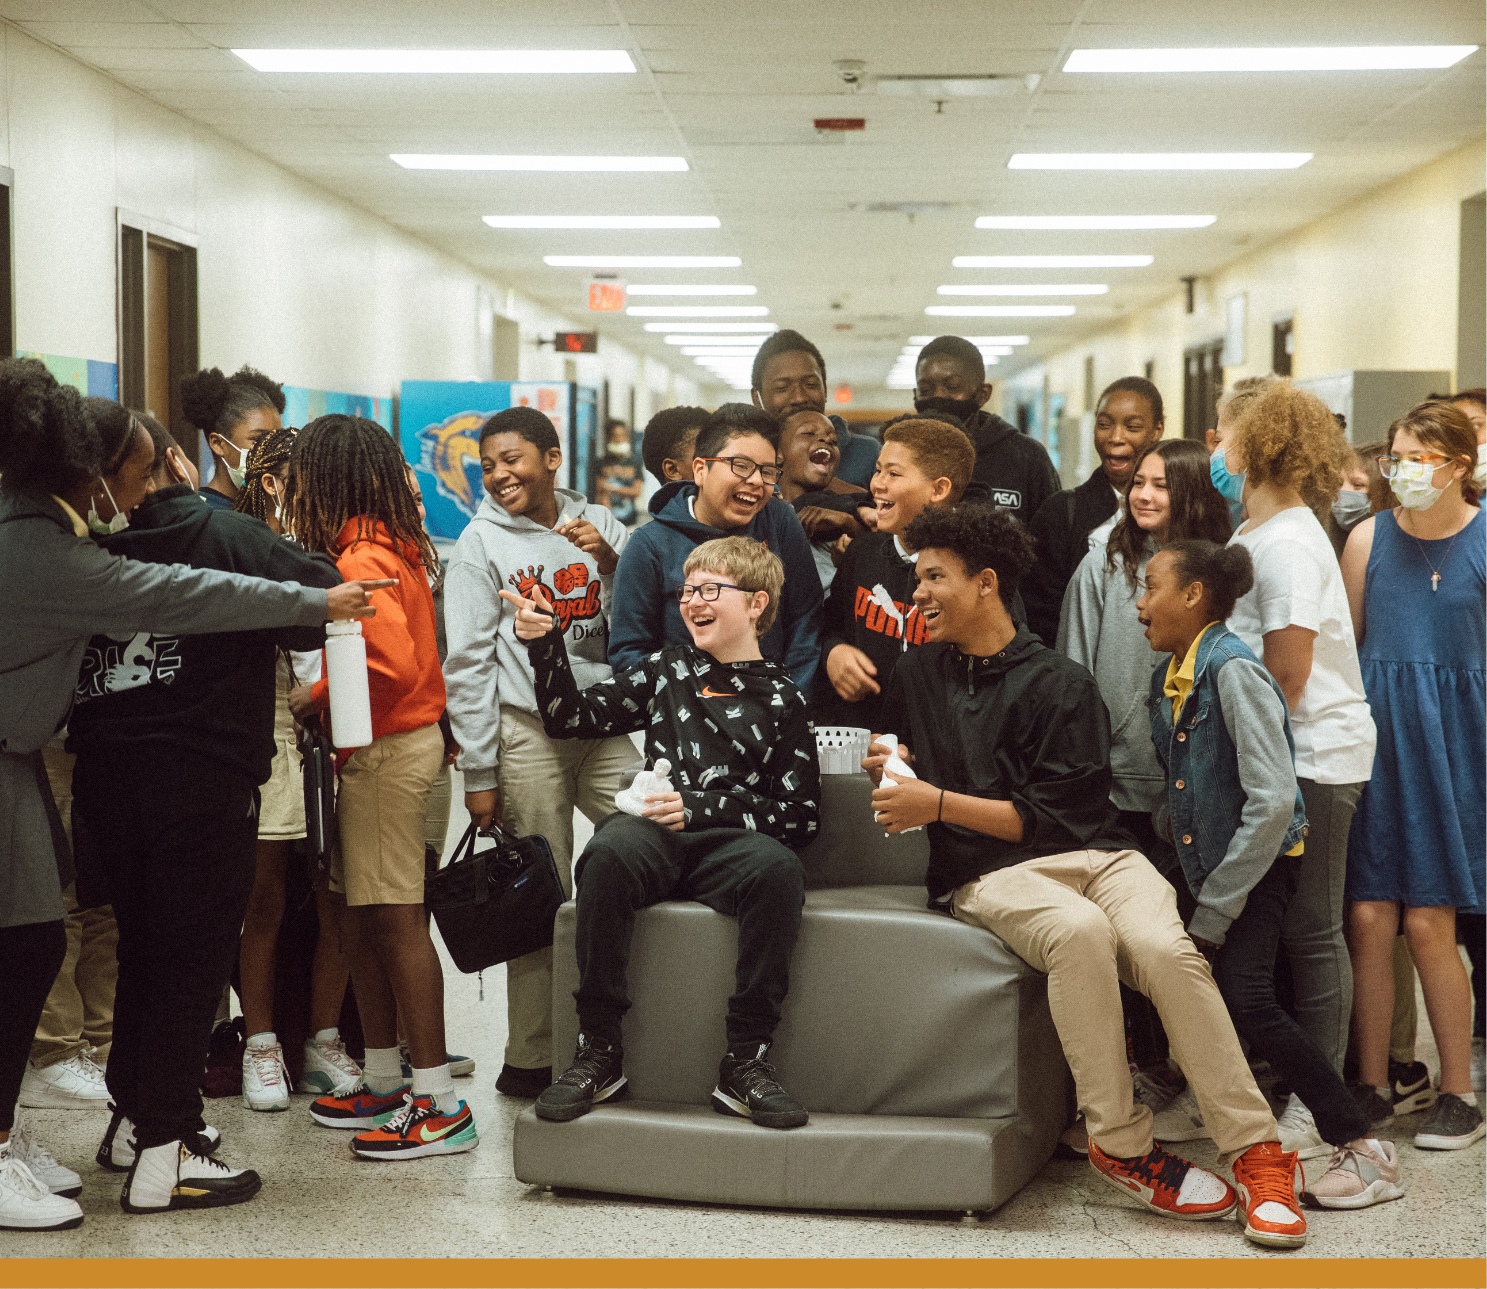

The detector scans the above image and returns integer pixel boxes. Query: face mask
[1331,490,1370,528]
[87,477,130,535]
[1474,443,1486,490]
[1390,472,1447,511]
[608,441,632,458]
[213,435,248,489]
[914,395,979,424]
[1209,447,1245,503]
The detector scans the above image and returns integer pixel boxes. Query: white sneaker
[1151,1086,1211,1142]
[9,1116,81,1198]
[121,1140,261,1213]
[1276,1093,1330,1160]
[242,1041,291,1112]
[97,1104,221,1172]
[18,1049,111,1109]
[1132,1069,1182,1113]
[0,1140,83,1231]
[297,1035,363,1097]
[1471,1038,1485,1096]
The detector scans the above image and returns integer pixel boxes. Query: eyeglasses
[1377,453,1450,481]
[697,455,783,487]
[676,581,752,604]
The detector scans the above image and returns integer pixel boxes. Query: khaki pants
[32,747,117,1067]
[496,707,641,1070]
[953,848,1277,1164]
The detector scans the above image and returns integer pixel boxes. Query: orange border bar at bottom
[3,1258,1483,1289]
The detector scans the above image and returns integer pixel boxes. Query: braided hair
[287,414,439,582]
[180,364,285,439]
[235,426,297,521]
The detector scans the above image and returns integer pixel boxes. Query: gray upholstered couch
[511,772,1072,1213]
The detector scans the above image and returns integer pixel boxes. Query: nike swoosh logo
[418,1117,464,1143]
[699,686,735,698]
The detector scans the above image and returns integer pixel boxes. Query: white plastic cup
[324,620,374,750]
[814,726,872,775]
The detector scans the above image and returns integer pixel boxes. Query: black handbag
[425,822,564,974]
[285,652,337,871]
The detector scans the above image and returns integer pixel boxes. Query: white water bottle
[324,620,374,750]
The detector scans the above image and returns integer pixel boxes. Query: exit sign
[554,331,599,354]
[588,281,626,312]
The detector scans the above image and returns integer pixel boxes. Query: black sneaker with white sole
[1413,1093,1486,1150]
[1349,1082,1395,1127]
[98,1103,221,1173]
[120,1140,261,1213]
[534,1034,627,1122]
[711,1043,808,1129]
[1387,1059,1437,1116]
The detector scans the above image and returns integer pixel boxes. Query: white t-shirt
[1227,506,1376,784]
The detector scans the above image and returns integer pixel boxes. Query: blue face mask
[1210,447,1245,503]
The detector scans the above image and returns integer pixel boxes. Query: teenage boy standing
[608,404,822,690]
[501,537,819,1130]
[866,503,1308,1249]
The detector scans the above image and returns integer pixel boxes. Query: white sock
[245,1030,277,1050]
[1456,1090,1478,1107]
[363,1046,405,1095]
[311,1027,339,1045]
[1372,1084,1390,1100]
[412,1063,457,1113]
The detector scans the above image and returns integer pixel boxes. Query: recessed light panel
[908,335,1031,345]
[1063,46,1477,73]
[397,155,688,172]
[235,49,637,74]
[483,215,717,229]
[1009,153,1311,170]
[926,305,1077,317]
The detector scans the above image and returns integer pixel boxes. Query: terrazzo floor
[7,777,1484,1262]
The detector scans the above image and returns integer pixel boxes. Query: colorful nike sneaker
[308,1083,410,1130]
[350,1095,478,1160]
[1231,1140,1307,1248]
[1087,1139,1238,1220]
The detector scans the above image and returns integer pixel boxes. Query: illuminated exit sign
[554,331,599,354]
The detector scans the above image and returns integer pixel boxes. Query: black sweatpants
[573,813,805,1050]
[0,919,67,1134]
[73,756,258,1150]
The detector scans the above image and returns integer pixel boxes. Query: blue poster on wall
[399,380,594,541]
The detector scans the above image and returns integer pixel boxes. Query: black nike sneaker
[711,1042,808,1129]
[535,1034,627,1122]
[1387,1059,1437,1116]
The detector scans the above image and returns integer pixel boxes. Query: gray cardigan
[0,491,330,926]
[1056,539,1166,815]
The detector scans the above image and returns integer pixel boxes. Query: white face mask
[1473,443,1486,491]
[1389,462,1448,511]
[213,435,248,489]
[87,477,130,535]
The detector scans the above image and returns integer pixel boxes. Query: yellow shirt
[1165,622,1303,855]
[52,495,89,538]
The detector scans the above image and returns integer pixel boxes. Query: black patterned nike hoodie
[525,630,820,848]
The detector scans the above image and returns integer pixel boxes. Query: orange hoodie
[311,517,445,754]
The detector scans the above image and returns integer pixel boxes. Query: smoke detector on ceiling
[874,73,1040,97]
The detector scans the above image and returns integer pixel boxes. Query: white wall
[0,26,701,420]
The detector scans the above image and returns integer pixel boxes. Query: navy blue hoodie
[608,481,824,690]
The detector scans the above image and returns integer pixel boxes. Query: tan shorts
[331,723,445,907]
[259,657,306,840]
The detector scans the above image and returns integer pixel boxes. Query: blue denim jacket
[1149,625,1307,940]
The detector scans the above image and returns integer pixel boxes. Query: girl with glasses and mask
[1340,400,1485,1151]
[180,366,285,512]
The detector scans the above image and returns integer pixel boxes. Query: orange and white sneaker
[1088,1139,1238,1220]
[350,1094,478,1161]
[1231,1140,1307,1248]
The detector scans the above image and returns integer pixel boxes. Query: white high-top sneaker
[0,1140,83,1231]
[18,1049,110,1109]
[242,1040,291,1112]
[297,1034,362,1097]
[121,1140,261,1214]
[1276,1093,1330,1160]
[97,1104,221,1173]
[9,1115,81,1197]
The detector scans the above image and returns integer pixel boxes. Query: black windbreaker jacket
[878,627,1131,898]
[961,411,1061,526]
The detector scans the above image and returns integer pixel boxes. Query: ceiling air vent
[874,73,1040,97]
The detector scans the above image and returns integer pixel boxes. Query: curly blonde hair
[1227,380,1346,507]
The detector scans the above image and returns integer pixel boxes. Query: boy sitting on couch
[500,536,820,1130]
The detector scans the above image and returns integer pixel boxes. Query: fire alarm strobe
[814,117,865,131]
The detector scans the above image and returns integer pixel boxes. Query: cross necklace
[1403,513,1462,592]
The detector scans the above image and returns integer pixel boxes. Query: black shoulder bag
[285,652,337,874]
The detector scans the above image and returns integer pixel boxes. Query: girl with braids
[0,360,387,1228]
[232,428,361,1113]
[180,364,285,511]
[285,415,478,1162]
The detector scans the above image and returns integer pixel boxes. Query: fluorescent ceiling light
[904,344,1014,357]
[1063,46,1478,73]
[927,305,1077,317]
[626,306,768,317]
[976,215,1214,230]
[483,215,716,229]
[547,255,739,268]
[908,334,1030,345]
[626,285,756,295]
[663,334,767,346]
[395,155,687,172]
[646,323,777,333]
[937,284,1108,296]
[1009,153,1311,170]
[235,49,637,74]
[953,254,1153,268]
[681,347,762,357]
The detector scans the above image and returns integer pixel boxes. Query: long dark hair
[286,414,439,582]
[1106,439,1232,589]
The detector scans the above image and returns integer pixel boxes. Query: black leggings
[0,919,67,1133]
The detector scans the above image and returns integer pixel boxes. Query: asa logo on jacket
[75,632,182,702]
[510,563,603,637]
